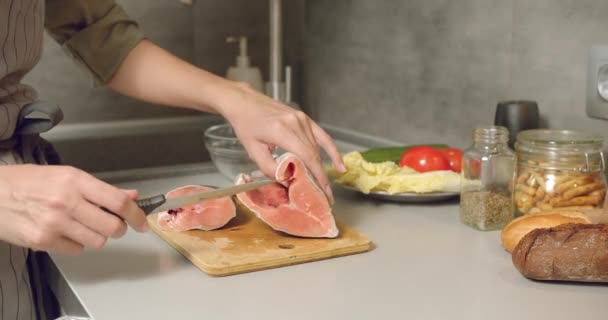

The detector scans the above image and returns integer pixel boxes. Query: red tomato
[399,146,451,172]
[439,147,463,173]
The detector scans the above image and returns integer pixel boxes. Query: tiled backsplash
[303,0,608,149]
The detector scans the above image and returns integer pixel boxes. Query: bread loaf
[512,223,608,282]
[500,211,590,253]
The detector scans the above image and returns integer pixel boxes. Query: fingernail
[338,163,347,173]
[325,185,335,205]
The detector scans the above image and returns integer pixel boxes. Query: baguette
[512,223,608,282]
[500,211,590,253]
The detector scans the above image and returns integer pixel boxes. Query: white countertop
[49,166,608,320]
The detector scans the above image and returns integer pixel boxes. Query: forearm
[107,39,235,115]
[106,39,344,197]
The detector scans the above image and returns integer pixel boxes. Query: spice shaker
[513,129,607,216]
[460,125,515,231]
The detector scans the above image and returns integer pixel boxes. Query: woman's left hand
[217,82,345,203]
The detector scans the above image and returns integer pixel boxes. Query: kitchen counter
[47,129,607,320]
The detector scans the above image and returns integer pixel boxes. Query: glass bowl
[204,123,258,181]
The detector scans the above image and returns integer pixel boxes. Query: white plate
[334,183,460,203]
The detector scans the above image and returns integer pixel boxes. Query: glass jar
[513,129,607,216]
[460,126,515,230]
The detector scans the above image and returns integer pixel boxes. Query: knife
[135,179,278,215]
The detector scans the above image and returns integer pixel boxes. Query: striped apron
[1,1,64,319]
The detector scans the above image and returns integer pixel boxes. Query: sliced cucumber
[360,144,449,163]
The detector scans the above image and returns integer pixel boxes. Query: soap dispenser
[225,36,264,92]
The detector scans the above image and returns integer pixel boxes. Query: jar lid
[515,129,605,172]
[516,129,603,147]
[473,125,509,144]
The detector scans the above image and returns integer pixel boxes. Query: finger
[45,237,84,255]
[293,112,318,152]
[286,124,321,169]
[246,141,278,178]
[76,172,148,232]
[272,131,335,204]
[285,114,323,173]
[303,157,334,205]
[122,189,139,200]
[73,200,128,239]
[267,144,277,153]
[311,123,345,172]
[62,218,107,250]
[289,138,334,203]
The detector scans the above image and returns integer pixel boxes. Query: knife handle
[136,194,166,215]
[100,194,164,220]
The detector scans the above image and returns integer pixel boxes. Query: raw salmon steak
[236,153,339,238]
[157,185,236,232]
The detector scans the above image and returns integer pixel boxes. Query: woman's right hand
[0,165,148,254]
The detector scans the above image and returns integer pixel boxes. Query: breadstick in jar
[516,184,537,197]
[562,182,605,200]
[590,189,607,207]
[549,196,562,207]
[515,193,533,213]
[551,195,604,207]
[589,189,606,198]
[555,175,594,194]
[552,174,574,184]
[534,188,545,202]
[531,172,546,190]
[517,172,530,185]
[526,174,538,188]
[550,205,595,212]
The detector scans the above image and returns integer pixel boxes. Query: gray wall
[26,0,608,171]
[303,0,608,149]
[193,0,306,111]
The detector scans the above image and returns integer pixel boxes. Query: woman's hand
[107,40,345,202]
[217,83,346,203]
[0,165,148,254]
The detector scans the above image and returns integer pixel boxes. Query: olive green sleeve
[44,0,145,86]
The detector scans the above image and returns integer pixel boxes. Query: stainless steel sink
[42,115,224,173]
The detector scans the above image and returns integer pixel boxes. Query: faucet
[266,0,295,106]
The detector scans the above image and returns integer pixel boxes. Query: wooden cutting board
[147,204,372,277]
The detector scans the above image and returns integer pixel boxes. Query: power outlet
[586,45,608,120]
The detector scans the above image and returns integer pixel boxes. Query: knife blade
[135,179,278,215]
